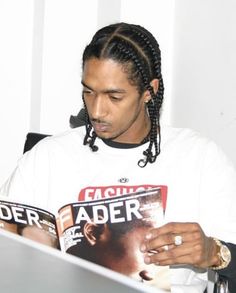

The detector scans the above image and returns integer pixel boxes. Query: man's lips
[92,121,110,132]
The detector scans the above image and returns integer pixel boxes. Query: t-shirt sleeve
[0,141,51,207]
[199,140,236,243]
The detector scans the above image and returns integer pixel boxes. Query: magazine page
[57,187,170,291]
[0,197,59,249]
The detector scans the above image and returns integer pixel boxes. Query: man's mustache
[91,118,110,125]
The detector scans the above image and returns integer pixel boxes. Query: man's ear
[143,79,159,103]
[150,78,159,95]
[83,221,105,246]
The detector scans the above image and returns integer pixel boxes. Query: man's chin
[93,129,122,141]
[95,131,113,140]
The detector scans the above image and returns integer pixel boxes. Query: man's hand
[140,222,220,269]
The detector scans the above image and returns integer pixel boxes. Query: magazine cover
[57,187,170,291]
[0,186,170,291]
[0,199,59,248]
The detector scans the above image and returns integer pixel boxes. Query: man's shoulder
[50,126,85,142]
[162,125,210,145]
[27,126,86,153]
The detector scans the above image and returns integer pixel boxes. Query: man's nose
[92,95,107,120]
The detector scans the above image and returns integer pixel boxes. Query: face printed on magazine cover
[65,186,169,288]
[19,225,58,247]
[67,217,168,285]
[92,224,159,282]
[67,218,169,288]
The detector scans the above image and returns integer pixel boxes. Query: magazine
[0,187,170,291]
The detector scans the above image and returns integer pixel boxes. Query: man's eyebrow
[104,89,126,94]
[81,81,92,90]
[81,81,126,94]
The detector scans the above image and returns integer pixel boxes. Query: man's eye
[83,90,93,95]
[109,95,122,101]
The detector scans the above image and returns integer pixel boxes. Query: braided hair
[82,22,164,167]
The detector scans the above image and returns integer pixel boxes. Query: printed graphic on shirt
[78,184,168,211]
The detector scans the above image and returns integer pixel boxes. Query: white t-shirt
[1,126,236,292]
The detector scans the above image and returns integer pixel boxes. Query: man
[0,22,236,292]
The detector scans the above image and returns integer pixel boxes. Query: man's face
[82,58,150,144]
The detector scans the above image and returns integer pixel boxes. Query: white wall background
[0,0,236,185]
[171,0,236,164]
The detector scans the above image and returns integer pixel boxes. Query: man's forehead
[81,80,127,94]
[82,59,135,92]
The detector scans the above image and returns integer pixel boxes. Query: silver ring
[174,235,183,246]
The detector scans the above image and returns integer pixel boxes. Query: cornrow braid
[114,40,159,167]
[127,24,164,167]
[82,22,164,167]
[83,96,99,151]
